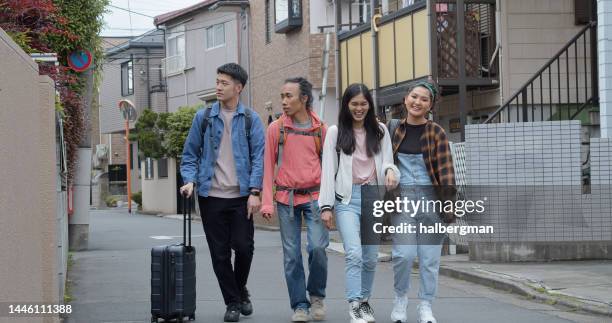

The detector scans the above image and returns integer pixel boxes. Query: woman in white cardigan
[319,83,400,323]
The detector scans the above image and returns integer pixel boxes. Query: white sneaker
[390,294,408,323]
[349,301,368,323]
[310,296,326,321]
[417,301,437,323]
[358,300,375,322]
[291,307,310,322]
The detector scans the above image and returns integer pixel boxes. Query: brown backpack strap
[275,119,286,180]
[314,124,323,160]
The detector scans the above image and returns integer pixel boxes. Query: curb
[327,242,612,317]
[438,265,612,317]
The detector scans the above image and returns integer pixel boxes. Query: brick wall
[308,33,337,89]
[250,0,334,119]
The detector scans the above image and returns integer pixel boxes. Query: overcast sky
[101,0,203,37]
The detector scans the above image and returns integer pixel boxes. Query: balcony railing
[162,54,185,77]
[435,1,497,79]
[337,0,498,98]
[338,1,430,93]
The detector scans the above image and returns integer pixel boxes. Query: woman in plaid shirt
[388,81,455,323]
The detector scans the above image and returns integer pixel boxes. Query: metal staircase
[484,22,598,124]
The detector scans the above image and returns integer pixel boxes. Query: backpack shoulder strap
[276,118,286,171]
[244,108,252,156]
[387,118,400,139]
[314,123,323,160]
[244,108,252,138]
[201,107,212,138]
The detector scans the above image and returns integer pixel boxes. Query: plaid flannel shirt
[390,119,456,222]
[391,119,455,186]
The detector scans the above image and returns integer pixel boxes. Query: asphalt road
[65,209,607,323]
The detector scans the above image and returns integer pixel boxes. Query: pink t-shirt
[352,127,377,184]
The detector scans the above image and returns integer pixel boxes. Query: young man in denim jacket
[180,63,265,323]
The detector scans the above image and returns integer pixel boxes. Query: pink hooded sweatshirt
[261,111,327,216]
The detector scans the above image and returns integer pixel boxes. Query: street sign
[67,49,92,72]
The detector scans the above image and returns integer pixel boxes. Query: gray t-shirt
[208,108,241,198]
[294,118,312,129]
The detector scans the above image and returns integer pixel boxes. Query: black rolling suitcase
[151,195,196,322]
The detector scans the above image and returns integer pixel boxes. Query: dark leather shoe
[224,303,240,322]
[240,288,253,316]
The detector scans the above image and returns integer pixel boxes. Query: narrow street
[65,209,605,323]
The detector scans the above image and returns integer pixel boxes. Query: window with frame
[167,25,185,57]
[121,60,133,96]
[145,157,154,180]
[274,0,302,33]
[206,23,225,50]
[157,157,168,179]
[165,25,185,75]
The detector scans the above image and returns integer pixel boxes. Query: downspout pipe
[146,47,151,110]
[496,0,503,115]
[371,0,379,114]
[335,0,341,114]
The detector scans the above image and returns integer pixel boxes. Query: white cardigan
[318,123,400,210]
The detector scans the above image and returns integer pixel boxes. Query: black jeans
[199,196,254,305]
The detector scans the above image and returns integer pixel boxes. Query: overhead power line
[108,4,155,18]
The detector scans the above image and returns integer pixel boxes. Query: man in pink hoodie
[261,77,329,322]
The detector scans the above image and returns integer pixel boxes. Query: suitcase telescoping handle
[182,192,193,247]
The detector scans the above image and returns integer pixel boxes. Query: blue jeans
[277,202,329,310]
[335,185,379,302]
[393,153,444,302]
[391,210,444,301]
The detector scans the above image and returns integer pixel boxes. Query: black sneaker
[240,288,253,316]
[224,303,240,322]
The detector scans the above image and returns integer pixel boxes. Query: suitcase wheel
[150,316,157,323]
[189,314,195,320]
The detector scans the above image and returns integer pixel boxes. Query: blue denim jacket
[180,102,265,197]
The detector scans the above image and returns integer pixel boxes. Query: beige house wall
[141,158,178,214]
[500,0,585,99]
[0,28,61,322]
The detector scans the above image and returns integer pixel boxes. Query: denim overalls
[391,152,444,301]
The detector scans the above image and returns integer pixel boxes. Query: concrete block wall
[465,121,582,186]
[463,121,612,260]
[587,138,612,242]
[463,121,611,243]
[599,0,612,137]
[590,137,612,185]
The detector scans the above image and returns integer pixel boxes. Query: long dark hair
[337,83,384,157]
